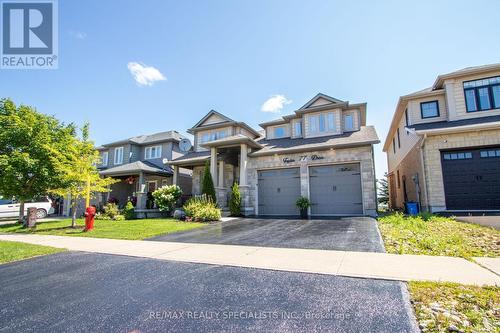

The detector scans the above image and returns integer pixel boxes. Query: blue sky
[1,0,499,178]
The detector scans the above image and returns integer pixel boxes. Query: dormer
[188,110,261,152]
[259,93,366,140]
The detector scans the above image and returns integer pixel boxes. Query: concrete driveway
[149,217,385,252]
[0,252,418,332]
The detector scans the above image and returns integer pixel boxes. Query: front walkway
[1,233,498,286]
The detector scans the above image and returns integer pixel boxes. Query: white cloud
[127,62,166,86]
[261,95,292,113]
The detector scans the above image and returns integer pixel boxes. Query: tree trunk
[71,199,77,228]
[18,201,25,225]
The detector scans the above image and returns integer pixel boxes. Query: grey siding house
[96,130,192,210]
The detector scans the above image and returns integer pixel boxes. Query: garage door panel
[309,163,363,216]
[441,148,500,210]
[258,168,300,215]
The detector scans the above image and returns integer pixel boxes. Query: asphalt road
[149,217,385,253]
[0,252,417,332]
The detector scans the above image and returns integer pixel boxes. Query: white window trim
[145,145,162,160]
[293,120,302,137]
[308,112,336,135]
[101,151,108,166]
[344,114,354,131]
[114,147,124,165]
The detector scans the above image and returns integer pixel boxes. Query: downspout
[371,145,378,216]
[418,134,430,212]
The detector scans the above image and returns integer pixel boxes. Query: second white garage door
[309,163,363,216]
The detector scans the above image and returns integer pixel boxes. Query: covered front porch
[99,161,173,210]
[170,135,261,215]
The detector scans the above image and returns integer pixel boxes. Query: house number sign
[282,154,324,164]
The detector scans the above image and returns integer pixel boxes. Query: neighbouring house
[383,63,500,213]
[94,130,192,211]
[168,93,379,217]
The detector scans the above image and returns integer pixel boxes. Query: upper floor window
[404,109,409,135]
[200,129,228,143]
[309,112,335,134]
[420,101,439,119]
[392,138,396,154]
[293,121,302,137]
[114,147,124,165]
[101,151,108,166]
[464,76,500,112]
[397,128,401,148]
[344,114,354,131]
[145,145,162,160]
[273,126,286,138]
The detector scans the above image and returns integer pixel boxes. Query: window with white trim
[200,129,228,143]
[344,114,354,131]
[293,120,302,137]
[145,145,162,160]
[101,151,108,166]
[273,126,286,138]
[308,112,336,134]
[114,147,124,165]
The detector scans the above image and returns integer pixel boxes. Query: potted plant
[296,197,310,219]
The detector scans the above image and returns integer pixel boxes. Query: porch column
[210,147,217,182]
[136,172,146,209]
[172,166,179,185]
[218,160,224,187]
[239,143,248,186]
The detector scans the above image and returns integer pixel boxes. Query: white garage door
[309,163,363,216]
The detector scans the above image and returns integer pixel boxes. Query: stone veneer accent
[245,145,377,217]
[422,128,500,212]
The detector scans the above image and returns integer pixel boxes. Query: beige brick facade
[422,128,500,211]
[246,145,377,216]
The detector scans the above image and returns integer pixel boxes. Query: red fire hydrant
[84,205,96,231]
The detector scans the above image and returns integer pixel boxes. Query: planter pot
[300,208,308,219]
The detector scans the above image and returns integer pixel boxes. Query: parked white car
[0,197,54,219]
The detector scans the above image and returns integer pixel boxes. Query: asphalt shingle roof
[411,115,500,131]
[99,161,172,176]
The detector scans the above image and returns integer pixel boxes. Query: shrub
[123,201,135,220]
[201,161,217,203]
[183,194,221,222]
[295,197,310,210]
[102,202,120,219]
[114,215,125,221]
[152,185,182,212]
[229,182,241,216]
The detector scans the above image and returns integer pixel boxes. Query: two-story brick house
[96,130,192,209]
[384,63,500,212]
[169,93,379,217]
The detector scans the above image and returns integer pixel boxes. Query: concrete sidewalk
[1,233,498,286]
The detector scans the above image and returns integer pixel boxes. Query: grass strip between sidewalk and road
[0,218,205,240]
[0,240,65,264]
[409,281,499,333]
[378,213,500,259]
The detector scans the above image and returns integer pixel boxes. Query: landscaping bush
[123,201,135,220]
[229,182,241,216]
[201,161,217,203]
[183,195,221,222]
[152,185,182,212]
[95,202,124,221]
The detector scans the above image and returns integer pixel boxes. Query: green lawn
[378,213,500,259]
[0,218,205,240]
[409,281,499,333]
[0,240,65,264]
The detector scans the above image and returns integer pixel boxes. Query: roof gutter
[249,140,380,157]
[414,121,500,135]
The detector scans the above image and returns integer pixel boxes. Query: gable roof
[299,93,344,110]
[433,63,500,89]
[100,130,184,148]
[189,110,234,130]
